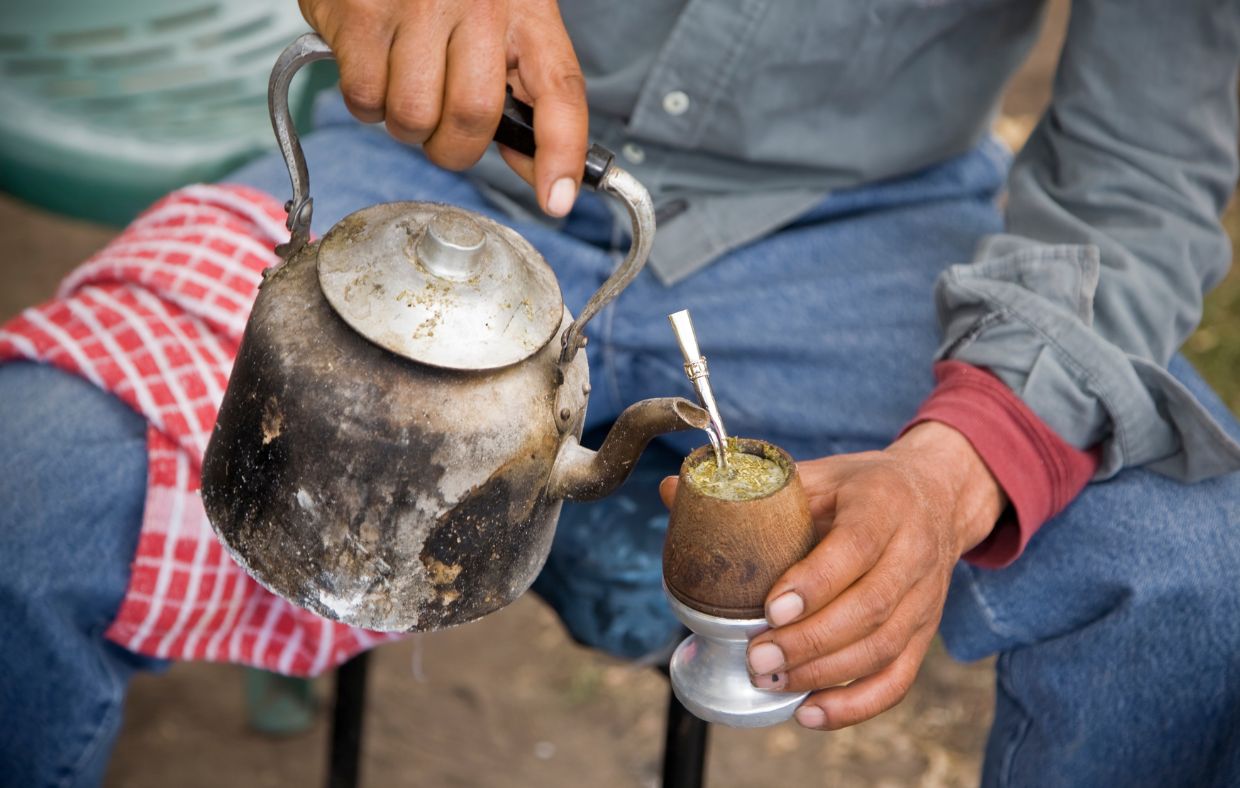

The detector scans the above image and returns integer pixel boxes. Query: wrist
[886,421,1007,555]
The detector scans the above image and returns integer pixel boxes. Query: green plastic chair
[0,0,331,225]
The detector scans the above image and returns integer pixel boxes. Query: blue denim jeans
[0,364,167,788]
[3,95,1239,786]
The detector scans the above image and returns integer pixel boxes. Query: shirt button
[662,90,690,116]
[621,142,646,164]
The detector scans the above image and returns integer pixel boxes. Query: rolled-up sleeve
[936,0,1240,481]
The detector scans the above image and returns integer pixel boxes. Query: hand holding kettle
[299,0,588,216]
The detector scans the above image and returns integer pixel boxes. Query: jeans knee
[0,362,147,613]
[1138,471,1240,613]
[1152,538,1240,656]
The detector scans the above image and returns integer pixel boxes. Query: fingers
[307,0,586,217]
[323,0,511,171]
[793,622,937,731]
[498,141,536,185]
[755,549,922,674]
[383,20,449,146]
[794,455,853,506]
[658,476,678,509]
[761,493,895,630]
[511,5,588,216]
[751,577,942,693]
[321,3,394,123]
[422,11,507,169]
[790,454,854,541]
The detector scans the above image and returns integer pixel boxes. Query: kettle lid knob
[417,211,486,281]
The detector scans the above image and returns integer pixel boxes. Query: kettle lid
[317,202,564,370]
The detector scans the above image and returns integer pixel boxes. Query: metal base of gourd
[665,588,808,728]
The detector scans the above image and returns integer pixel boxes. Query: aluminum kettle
[200,34,707,633]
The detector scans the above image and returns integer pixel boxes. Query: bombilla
[668,309,729,468]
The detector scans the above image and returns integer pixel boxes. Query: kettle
[201,33,707,633]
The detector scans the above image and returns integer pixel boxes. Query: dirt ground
[3,2,1234,785]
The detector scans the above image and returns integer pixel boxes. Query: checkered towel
[0,185,401,675]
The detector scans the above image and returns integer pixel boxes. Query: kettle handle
[269,33,654,364]
[268,33,331,260]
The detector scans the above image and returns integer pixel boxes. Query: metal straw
[668,309,729,469]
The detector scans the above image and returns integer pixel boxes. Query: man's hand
[300,0,587,217]
[660,422,1006,730]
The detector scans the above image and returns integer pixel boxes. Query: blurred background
[1,0,1236,785]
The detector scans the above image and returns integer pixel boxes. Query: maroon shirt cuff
[902,361,1100,569]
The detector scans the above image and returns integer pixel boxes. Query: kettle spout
[549,397,709,501]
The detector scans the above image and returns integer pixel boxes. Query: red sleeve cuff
[902,361,1100,569]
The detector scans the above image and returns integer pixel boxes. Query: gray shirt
[472,0,1240,481]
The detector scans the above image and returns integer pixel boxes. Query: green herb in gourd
[687,447,787,501]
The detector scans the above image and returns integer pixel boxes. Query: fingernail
[767,592,804,627]
[751,672,786,690]
[547,177,577,217]
[795,705,826,729]
[748,642,785,675]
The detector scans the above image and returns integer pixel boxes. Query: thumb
[795,456,856,538]
[511,9,587,217]
[658,476,679,510]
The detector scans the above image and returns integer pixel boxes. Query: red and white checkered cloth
[0,184,402,675]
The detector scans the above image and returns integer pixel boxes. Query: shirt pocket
[772,0,1019,87]
[749,0,1012,101]
[857,0,1023,78]
[742,2,884,111]
[754,3,873,69]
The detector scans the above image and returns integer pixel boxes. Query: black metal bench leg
[327,651,371,788]
[661,681,710,788]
